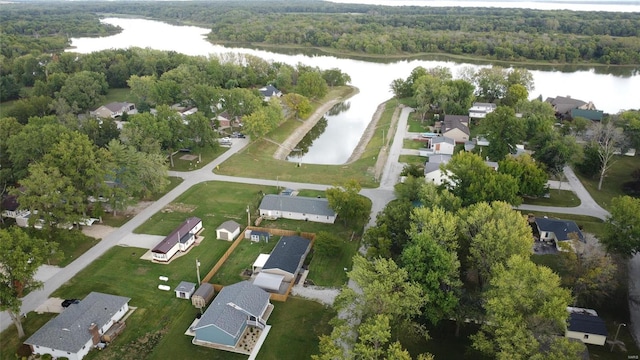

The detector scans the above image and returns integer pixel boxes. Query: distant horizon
[327,0,640,12]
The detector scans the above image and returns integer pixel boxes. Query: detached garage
[216,220,241,241]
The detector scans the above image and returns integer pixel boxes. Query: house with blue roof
[24,292,130,360]
[192,281,273,352]
[259,194,336,224]
[534,217,585,250]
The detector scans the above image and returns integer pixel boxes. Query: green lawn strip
[51,230,101,267]
[210,237,278,285]
[522,210,605,239]
[398,155,425,168]
[306,236,360,287]
[0,312,57,359]
[134,181,269,235]
[256,297,334,360]
[295,189,326,197]
[407,114,433,133]
[168,147,227,172]
[573,156,639,211]
[404,138,428,150]
[521,189,581,207]
[103,87,133,103]
[216,96,395,188]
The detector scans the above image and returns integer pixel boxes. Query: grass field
[168,146,227,172]
[209,237,278,285]
[215,94,397,188]
[398,155,425,169]
[521,189,581,207]
[574,156,639,210]
[103,88,134,103]
[404,138,428,150]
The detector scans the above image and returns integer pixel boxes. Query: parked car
[61,299,80,307]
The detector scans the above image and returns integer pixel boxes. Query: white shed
[216,220,241,241]
[175,281,196,299]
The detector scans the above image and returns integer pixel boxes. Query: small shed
[252,254,271,273]
[192,283,215,309]
[175,281,196,299]
[216,220,241,241]
[253,272,285,292]
[250,230,270,243]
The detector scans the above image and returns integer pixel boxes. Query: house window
[583,334,589,339]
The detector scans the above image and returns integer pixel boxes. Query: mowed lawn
[574,155,639,210]
[210,237,279,285]
[521,189,581,207]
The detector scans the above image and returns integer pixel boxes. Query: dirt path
[273,87,359,160]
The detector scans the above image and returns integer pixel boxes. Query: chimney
[89,323,100,345]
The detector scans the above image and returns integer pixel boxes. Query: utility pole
[196,258,201,284]
[246,205,251,226]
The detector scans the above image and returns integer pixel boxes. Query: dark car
[61,299,80,308]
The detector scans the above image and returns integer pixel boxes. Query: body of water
[69,18,640,165]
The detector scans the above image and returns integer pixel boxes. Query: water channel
[69,17,640,165]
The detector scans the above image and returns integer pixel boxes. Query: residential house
[175,281,196,299]
[216,111,233,130]
[428,136,456,155]
[258,194,337,224]
[442,115,471,143]
[545,96,597,120]
[262,236,311,282]
[258,85,282,102]
[1,194,29,220]
[565,307,608,346]
[534,217,585,250]
[192,283,215,309]
[468,102,496,119]
[24,292,130,360]
[90,102,137,119]
[216,220,241,241]
[423,154,452,185]
[151,217,203,262]
[192,281,273,351]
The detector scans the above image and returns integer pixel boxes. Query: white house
[216,220,241,241]
[258,195,336,224]
[151,217,203,262]
[468,102,496,119]
[428,136,456,155]
[24,292,130,360]
[258,85,282,102]
[90,102,137,119]
[565,307,608,346]
[423,155,452,185]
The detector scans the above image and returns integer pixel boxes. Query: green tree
[185,112,217,148]
[502,84,528,108]
[322,68,351,87]
[472,255,574,360]
[533,132,581,176]
[5,95,53,124]
[314,231,342,257]
[481,106,525,161]
[326,179,369,227]
[0,117,23,188]
[281,93,312,119]
[498,154,548,197]
[57,70,108,111]
[602,196,640,257]
[296,71,328,99]
[441,152,521,206]
[127,75,157,108]
[459,202,533,285]
[0,227,58,338]
[363,200,413,260]
[472,66,507,102]
[401,207,462,324]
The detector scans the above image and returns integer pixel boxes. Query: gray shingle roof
[432,136,456,145]
[443,116,470,136]
[175,281,196,293]
[194,281,270,338]
[568,313,608,336]
[259,85,281,97]
[217,220,240,233]
[152,217,201,254]
[535,217,585,242]
[546,96,587,114]
[103,102,134,113]
[24,292,130,353]
[259,195,336,217]
[263,236,311,275]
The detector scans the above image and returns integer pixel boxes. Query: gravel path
[291,285,340,306]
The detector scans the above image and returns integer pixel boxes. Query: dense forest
[1,1,640,67]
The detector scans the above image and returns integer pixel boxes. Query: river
[69,18,640,165]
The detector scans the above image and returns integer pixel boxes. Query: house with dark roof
[468,102,496,119]
[151,217,203,262]
[545,96,597,120]
[258,85,282,101]
[258,194,336,224]
[192,281,273,352]
[216,220,241,241]
[261,235,311,283]
[90,102,137,119]
[24,292,130,360]
[565,307,608,346]
[534,217,585,250]
[442,115,471,143]
[1,193,28,219]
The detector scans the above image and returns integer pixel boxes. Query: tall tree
[281,93,312,119]
[326,179,369,227]
[602,196,640,257]
[591,121,627,190]
[480,106,525,161]
[296,71,328,99]
[472,255,576,360]
[0,227,58,338]
[57,70,108,112]
[498,154,548,197]
[459,202,533,285]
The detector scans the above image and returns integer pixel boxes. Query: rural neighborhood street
[1,105,631,349]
